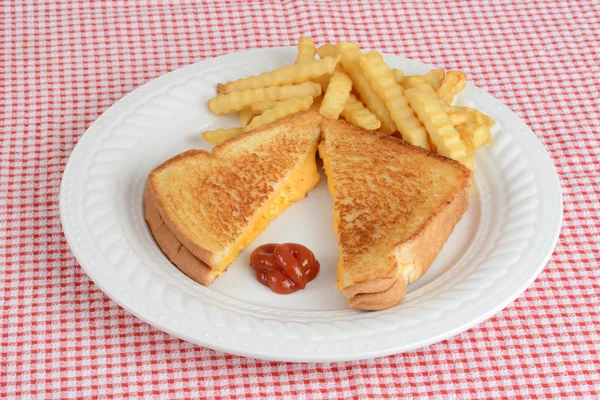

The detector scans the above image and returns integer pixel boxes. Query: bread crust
[348,275,407,311]
[144,186,217,286]
[149,160,216,266]
[342,276,396,298]
[396,179,471,283]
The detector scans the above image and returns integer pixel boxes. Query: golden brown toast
[145,111,323,285]
[319,119,472,310]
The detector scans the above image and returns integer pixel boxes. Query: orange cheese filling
[215,148,320,273]
[318,142,345,289]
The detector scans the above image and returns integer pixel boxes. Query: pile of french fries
[203,37,494,170]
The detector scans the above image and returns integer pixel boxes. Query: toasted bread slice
[146,111,323,285]
[319,119,472,310]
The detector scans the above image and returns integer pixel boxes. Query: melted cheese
[318,143,345,289]
[215,151,320,273]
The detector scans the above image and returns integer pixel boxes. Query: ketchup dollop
[250,243,320,294]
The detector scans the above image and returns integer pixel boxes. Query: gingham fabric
[2,1,599,398]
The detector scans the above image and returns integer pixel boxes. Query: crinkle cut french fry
[456,123,492,148]
[391,69,404,84]
[238,108,255,127]
[253,96,324,114]
[337,42,396,134]
[222,56,339,93]
[313,74,331,85]
[320,66,353,119]
[208,81,322,115]
[309,94,324,111]
[296,36,316,64]
[400,70,444,92]
[401,77,490,129]
[402,72,453,119]
[201,127,244,145]
[462,152,474,170]
[451,106,495,127]
[424,69,445,90]
[402,75,437,92]
[244,96,313,131]
[360,51,429,148]
[404,88,469,164]
[341,94,381,130]
[313,44,338,84]
[314,44,337,81]
[317,43,338,59]
[425,132,437,154]
[462,139,475,170]
[448,111,468,126]
[250,101,280,114]
[402,75,455,114]
[437,70,467,104]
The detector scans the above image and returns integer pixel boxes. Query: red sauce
[250,243,320,294]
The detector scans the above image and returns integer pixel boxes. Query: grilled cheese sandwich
[145,111,323,285]
[320,119,472,310]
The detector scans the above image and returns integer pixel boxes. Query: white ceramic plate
[60,47,562,362]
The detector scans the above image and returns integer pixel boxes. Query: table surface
[2,1,599,398]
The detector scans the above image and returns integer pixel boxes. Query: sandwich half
[145,111,323,285]
[319,119,473,310]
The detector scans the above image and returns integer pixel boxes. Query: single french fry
[402,75,455,115]
[309,94,324,111]
[313,74,331,85]
[252,97,325,115]
[320,66,353,119]
[450,106,495,127]
[456,123,492,148]
[201,127,244,145]
[317,43,338,59]
[448,111,468,126]
[337,42,396,134]
[462,139,475,170]
[208,81,321,115]
[426,133,437,154]
[360,51,429,148]
[313,44,338,84]
[437,70,467,104]
[295,36,316,64]
[341,93,381,130]
[404,88,469,164]
[402,75,437,92]
[221,56,339,93]
[250,101,280,114]
[400,71,444,91]
[244,96,313,131]
[476,111,495,127]
[238,108,255,127]
[391,69,404,84]
[424,69,445,90]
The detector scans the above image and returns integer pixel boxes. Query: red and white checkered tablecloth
[2,0,599,398]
